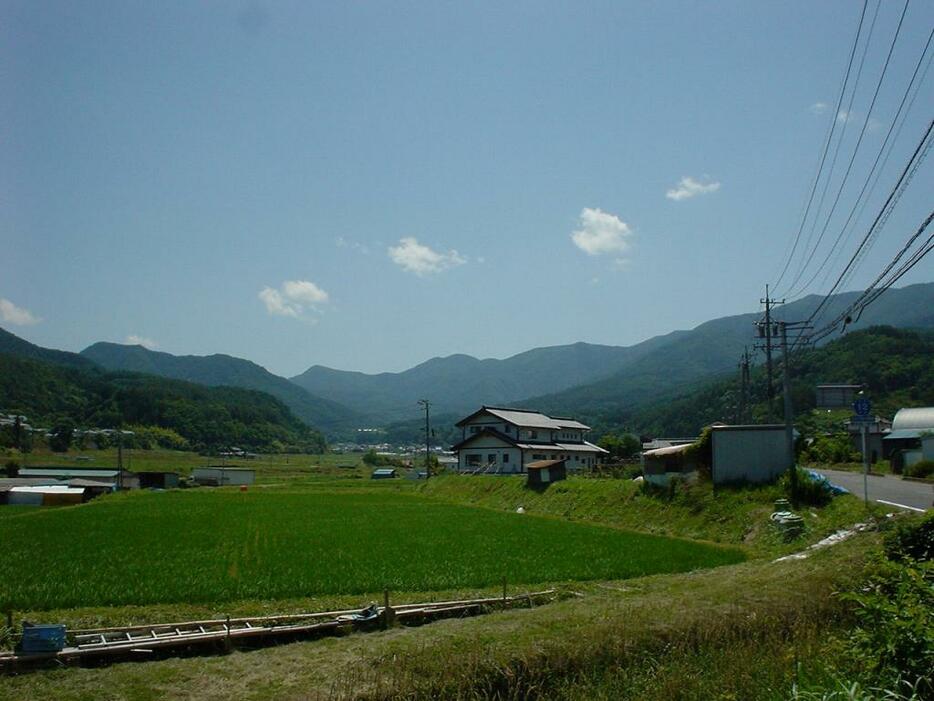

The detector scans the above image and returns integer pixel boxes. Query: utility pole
[759,286,778,422]
[417,399,431,480]
[777,320,811,505]
[737,346,750,424]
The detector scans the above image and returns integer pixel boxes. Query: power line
[777,0,884,299]
[805,209,934,345]
[781,0,912,299]
[808,40,934,299]
[771,0,870,292]
[798,117,934,335]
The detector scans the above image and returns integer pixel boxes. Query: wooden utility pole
[777,320,811,505]
[779,323,797,503]
[418,399,431,479]
[737,346,750,424]
[762,286,775,422]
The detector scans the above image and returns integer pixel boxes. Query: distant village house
[451,407,608,473]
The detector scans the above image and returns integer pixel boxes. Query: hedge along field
[0,489,745,611]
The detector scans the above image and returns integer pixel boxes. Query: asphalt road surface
[816,468,933,512]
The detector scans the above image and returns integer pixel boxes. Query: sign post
[852,397,872,506]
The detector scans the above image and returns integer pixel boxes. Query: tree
[599,432,642,461]
[49,423,74,453]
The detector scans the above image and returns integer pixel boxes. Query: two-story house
[450,406,608,473]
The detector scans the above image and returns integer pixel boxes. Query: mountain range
[81,343,363,433]
[3,282,933,440]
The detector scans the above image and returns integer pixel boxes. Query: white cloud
[837,110,853,123]
[809,102,829,115]
[570,208,632,257]
[125,335,158,349]
[0,298,40,326]
[665,176,721,201]
[335,236,370,255]
[387,237,466,276]
[259,279,329,319]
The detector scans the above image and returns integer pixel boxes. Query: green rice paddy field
[0,487,744,611]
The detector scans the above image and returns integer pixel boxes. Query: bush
[838,559,934,695]
[362,449,404,468]
[884,512,934,563]
[782,467,833,507]
[904,459,934,480]
[802,434,861,464]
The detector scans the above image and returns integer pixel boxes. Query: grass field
[0,487,743,611]
[5,447,370,482]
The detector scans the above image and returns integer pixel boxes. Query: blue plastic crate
[18,624,67,653]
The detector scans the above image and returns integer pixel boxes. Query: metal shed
[892,407,934,431]
[710,425,791,485]
[137,472,180,489]
[370,468,398,480]
[525,459,567,486]
[641,444,697,486]
[192,467,255,486]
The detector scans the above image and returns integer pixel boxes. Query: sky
[3,1,933,376]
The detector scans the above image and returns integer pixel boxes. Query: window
[503,453,510,463]
[488,454,497,464]
[467,454,481,465]
[503,424,511,433]
[529,430,538,439]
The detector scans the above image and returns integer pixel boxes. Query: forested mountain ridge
[0,353,326,452]
[618,326,934,438]
[81,342,362,433]
[520,283,934,428]
[291,333,690,424]
[0,326,97,371]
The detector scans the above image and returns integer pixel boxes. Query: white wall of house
[458,444,522,473]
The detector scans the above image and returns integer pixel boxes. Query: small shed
[710,424,791,485]
[65,478,115,501]
[192,467,255,486]
[137,472,180,489]
[8,485,85,506]
[17,468,140,490]
[371,468,398,480]
[641,444,697,486]
[526,459,567,486]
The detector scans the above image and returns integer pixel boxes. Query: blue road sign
[853,397,871,417]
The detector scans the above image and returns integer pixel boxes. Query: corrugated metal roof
[18,468,120,478]
[892,407,934,431]
[459,407,591,431]
[643,444,692,457]
[526,459,564,469]
[10,486,85,494]
[883,429,922,440]
[516,441,607,453]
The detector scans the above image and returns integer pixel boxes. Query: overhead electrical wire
[777,0,884,299]
[807,209,934,345]
[792,118,934,350]
[770,0,870,293]
[785,16,934,302]
[811,43,934,297]
[781,0,911,300]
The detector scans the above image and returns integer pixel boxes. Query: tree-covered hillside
[81,342,361,434]
[621,327,934,437]
[520,283,934,426]
[0,354,326,453]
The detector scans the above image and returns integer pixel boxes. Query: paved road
[816,468,933,512]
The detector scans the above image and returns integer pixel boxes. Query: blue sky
[3,1,933,375]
